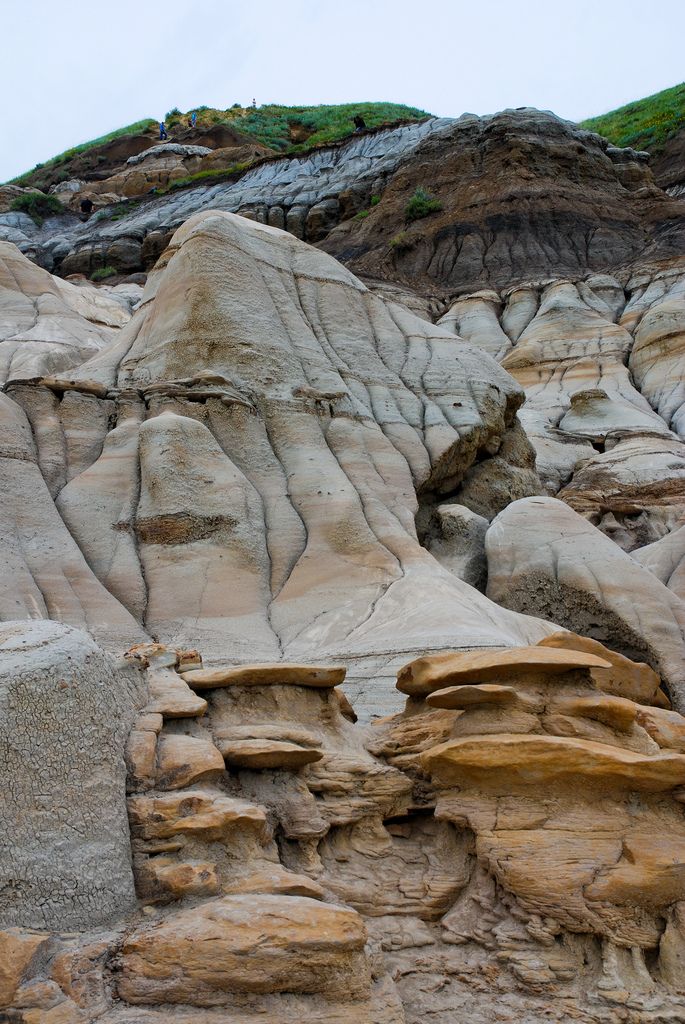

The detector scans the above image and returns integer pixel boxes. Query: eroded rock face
[9,639,685,1022]
[486,497,685,709]
[15,117,452,276]
[0,240,124,384]
[0,211,557,717]
[2,117,685,1022]
[117,894,369,1005]
[325,109,685,294]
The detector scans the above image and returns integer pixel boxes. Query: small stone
[155,735,225,790]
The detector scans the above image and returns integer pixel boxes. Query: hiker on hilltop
[159,121,168,140]
[191,111,197,128]
[353,114,367,132]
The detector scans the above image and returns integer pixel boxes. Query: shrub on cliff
[10,192,65,226]
[389,231,415,251]
[91,266,117,281]
[404,188,442,222]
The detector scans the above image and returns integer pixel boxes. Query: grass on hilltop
[10,120,157,185]
[580,81,685,154]
[9,103,430,188]
[228,102,430,152]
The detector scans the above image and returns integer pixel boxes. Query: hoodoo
[2,80,685,1023]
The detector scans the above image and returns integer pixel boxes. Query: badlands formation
[1,106,685,1023]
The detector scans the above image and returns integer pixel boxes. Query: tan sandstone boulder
[116,894,369,1005]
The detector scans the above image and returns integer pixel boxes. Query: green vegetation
[370,194,381,206]
[10,192,65,226]
[7,104,429,188]
[389,231,414,251]
[109,200,140,221]
[354,209,370,220]
[580,81,685,154]
[404,187,442,222]
[160,161,254,194]
[235,102,429,152]
[90,266,117,281]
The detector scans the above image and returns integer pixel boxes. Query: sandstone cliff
[1,99,685,1024]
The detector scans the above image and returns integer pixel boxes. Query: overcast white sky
[2,0,684,182]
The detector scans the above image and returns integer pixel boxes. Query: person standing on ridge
[191,111,197,128]
[353,114,367,132]
[159,121,168,140]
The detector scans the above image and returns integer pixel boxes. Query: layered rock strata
[0,212,560,718]
[4,630,685,1022]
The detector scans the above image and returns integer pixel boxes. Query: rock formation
[1,210,561,716]
[4,628,685,1022]
[2,100,685,1022]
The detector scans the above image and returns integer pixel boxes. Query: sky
[2,0,684,182]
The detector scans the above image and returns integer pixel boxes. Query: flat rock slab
[128,790,268,843]
[423,734,685,791]
[182,663,347,690]
[398,646,611,696]
[145,669,207,718]
[637,705,685,753]
[427,683,522,710]
[219,738,324,770]
[223,867,325,900]
[551,694,639,733]
[155,735,225,790]
[538,631,661,703]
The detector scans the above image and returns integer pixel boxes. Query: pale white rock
[558,387,671,442]
[0,241,120,384]
[501,280,657,439]
[136,409,280,663]
[43,211,555,714]
[500,285,539,342]
[0,392,147,650]
[558,435,685,549]
[628,272,685,437]
[437,291,512,360]
[486,496,685,709]
[56,395,146,620]
[634,524,685,602]
[126,144,212,165]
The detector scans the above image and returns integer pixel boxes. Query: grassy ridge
[10,103,429,186]
[580,81,685,153]
[227,102,430,151]
[10,119,157,184]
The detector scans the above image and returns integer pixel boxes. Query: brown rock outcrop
[323,109,685,295]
